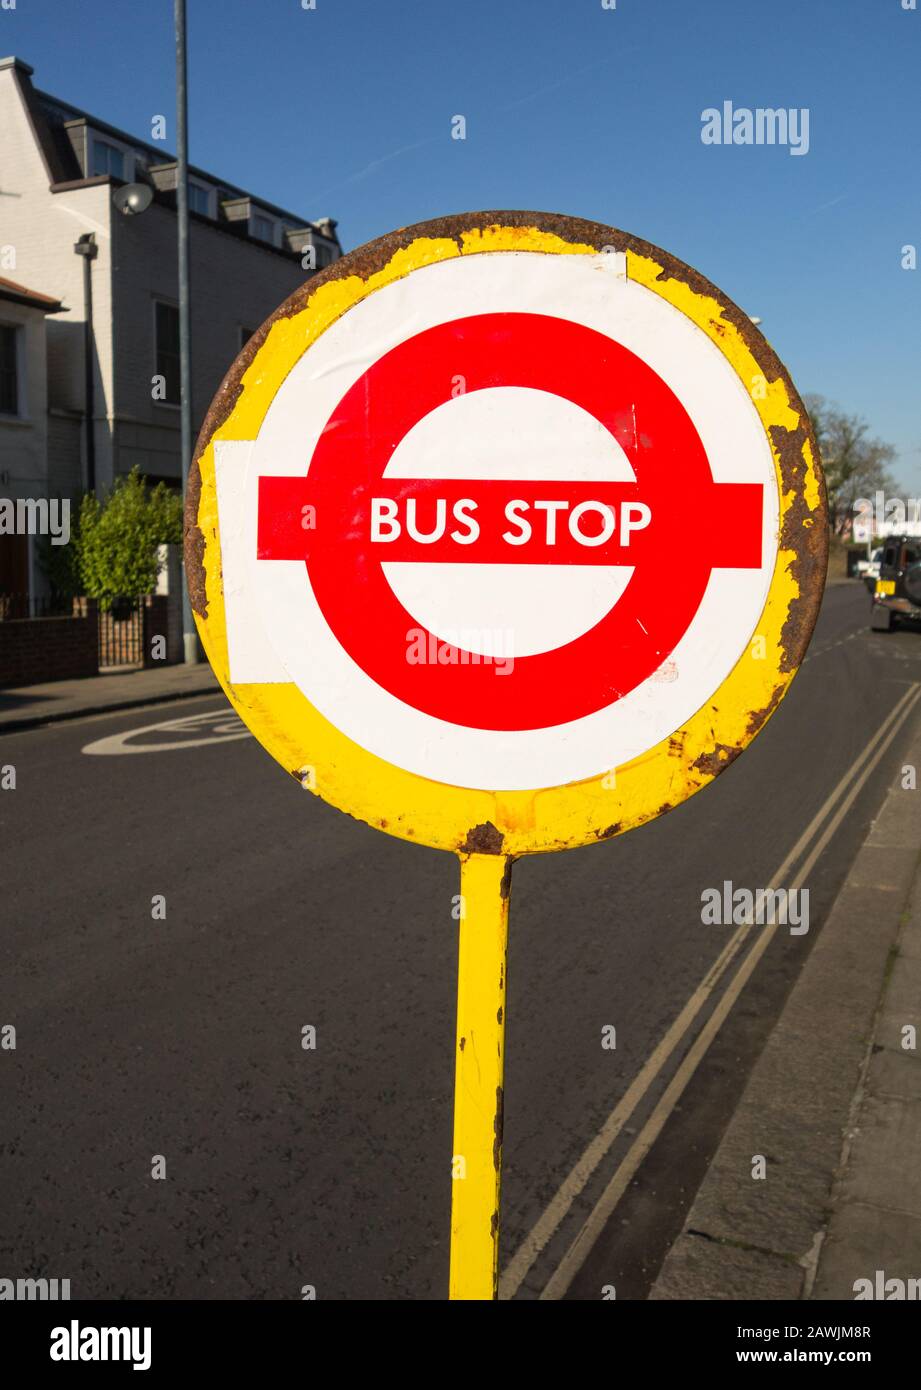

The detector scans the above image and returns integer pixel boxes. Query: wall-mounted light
[113,183,153,217]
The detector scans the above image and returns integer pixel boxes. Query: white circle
[245,251,779,791]
[383,385,634,658]
[569,501,615,546]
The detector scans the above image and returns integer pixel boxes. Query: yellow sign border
[187,213,827,858]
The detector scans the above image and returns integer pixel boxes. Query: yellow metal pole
[449,851,512,1300]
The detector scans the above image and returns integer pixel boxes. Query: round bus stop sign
[185,212,827,1299]
[186,212,826,849]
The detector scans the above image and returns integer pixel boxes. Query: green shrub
[77,468,182,609]
[38,506,84,600]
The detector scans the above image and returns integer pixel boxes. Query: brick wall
[0,597,98,688]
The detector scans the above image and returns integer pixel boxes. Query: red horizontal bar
[257,475,763,568]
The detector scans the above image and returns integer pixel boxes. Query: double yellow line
[500,682,921,1300]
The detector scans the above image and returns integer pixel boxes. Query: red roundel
[257,313,762,732]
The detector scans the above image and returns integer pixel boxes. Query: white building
[0,275,65,598]
[0,54,341,602]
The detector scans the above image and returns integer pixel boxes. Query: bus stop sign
[185,211,827,1298]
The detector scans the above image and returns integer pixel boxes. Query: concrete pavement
[650,714,921,1301]
[812,842,921,1299]
[0,662,219,734]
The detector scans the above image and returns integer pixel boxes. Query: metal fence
[97,597,144,669]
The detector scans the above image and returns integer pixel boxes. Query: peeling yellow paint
[460,225,595,257]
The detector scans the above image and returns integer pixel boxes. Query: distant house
[0,54,341,604]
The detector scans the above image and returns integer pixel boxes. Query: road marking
[802,628,863,663]
[81,707,250,755]
[500,681,921,1299]
[537,680,921,1300]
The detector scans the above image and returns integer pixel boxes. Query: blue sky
[6,0,920,486]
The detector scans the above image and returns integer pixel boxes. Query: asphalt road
[2,579,920,1300]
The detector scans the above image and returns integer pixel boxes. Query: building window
[314,242,335,270]
[0,324,19,416]
[92,139,126,179]
[252,214,275,244]
[154,301,180,406]
[188,181,211,216]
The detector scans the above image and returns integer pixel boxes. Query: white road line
[537,681,921,1300]
[499,681,921,1300]
[804,626,865,663]
[81,707,250,755]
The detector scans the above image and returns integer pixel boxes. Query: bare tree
[804,395,897,536]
